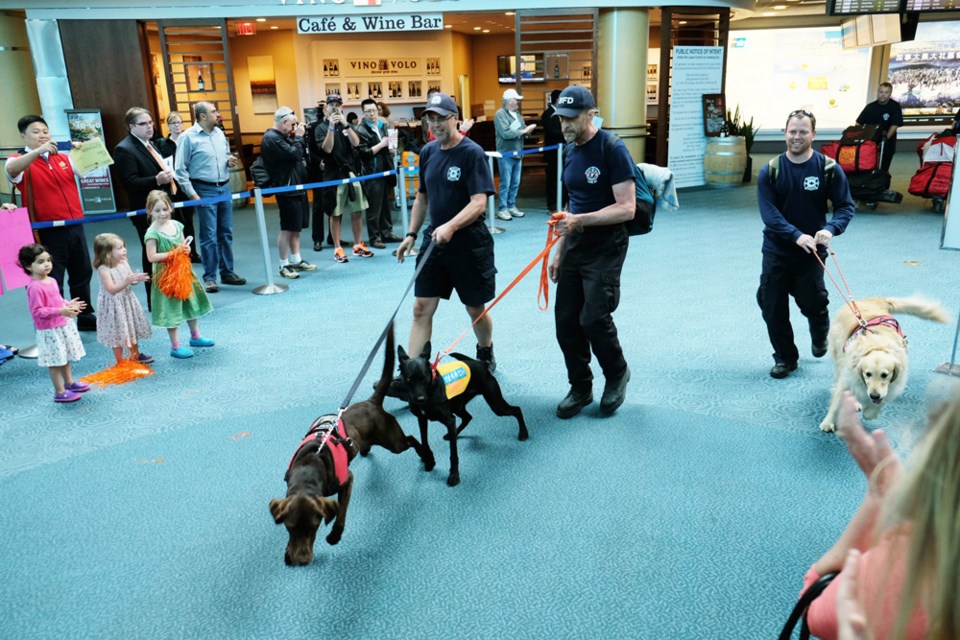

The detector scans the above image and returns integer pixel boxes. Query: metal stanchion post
[485,151,504,234]
[935,313,960,377]
[18,345,39,359]
[556,145,564,213]
[251,187,288,295]
[395,166,417,257]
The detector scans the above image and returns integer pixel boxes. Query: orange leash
[440,214,564,358]
[812,243,866,329]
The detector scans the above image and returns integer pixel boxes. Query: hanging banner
[297,13,443,34]
[667,47,725,188]
[65,109,116,214]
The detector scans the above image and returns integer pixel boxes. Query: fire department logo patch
[447,166,461,181]
[803,176,820,191]
[585,166,601,184]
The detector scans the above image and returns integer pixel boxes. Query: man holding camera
[315,93,370,263]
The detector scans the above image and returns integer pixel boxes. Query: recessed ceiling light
[774,4,787,8]
[270,25,279,29]
[505,11,515,15]
[473,26,481,31]
[482,29,490,33]
[256,18,266,22]
[678,20,687,24]
[762,11,776,16]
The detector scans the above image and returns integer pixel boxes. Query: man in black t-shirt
[856,82,903,173]
[393,93,498,377]
[316,93,371,263]
[548,86,636,419]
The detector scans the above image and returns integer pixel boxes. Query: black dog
[398,342,528,487]
[269,326,434,566]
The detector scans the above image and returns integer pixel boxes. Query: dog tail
[371,322,394,406]
[884,296,951,324]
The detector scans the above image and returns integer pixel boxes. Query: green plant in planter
[725,105,759,155]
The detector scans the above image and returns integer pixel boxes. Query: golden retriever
[819,296,949,432]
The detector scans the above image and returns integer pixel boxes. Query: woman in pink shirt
[18,243,90,403]
[800,389,960,640]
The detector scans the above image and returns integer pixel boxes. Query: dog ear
[419,341,432,360]
[890,361,900,382]
[398,345,408,363]
[269,498,289,524]
[310,496,338,524]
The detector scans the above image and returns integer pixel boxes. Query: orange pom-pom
[156,247,194,301]
[81,359,154,387]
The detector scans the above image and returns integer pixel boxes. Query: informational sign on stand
[667,47,725,188]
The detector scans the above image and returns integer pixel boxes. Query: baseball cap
[423,92,459,118]
[503,88,523,101]
[326,93,343,105]
[553,85,596,118]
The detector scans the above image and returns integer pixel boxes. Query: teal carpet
[1,155,957,638]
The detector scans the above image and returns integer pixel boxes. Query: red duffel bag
[908,162,953,199]
[821,140,879,173]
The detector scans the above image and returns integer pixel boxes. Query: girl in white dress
[92,233,153,364]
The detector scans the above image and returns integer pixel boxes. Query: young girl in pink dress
[92,232,153,364]
[18,243,90,403]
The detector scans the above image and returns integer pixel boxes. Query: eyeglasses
[425,114,453,125]
[788,109,814,119]
[134,120,153,127]
[362,108,379,114]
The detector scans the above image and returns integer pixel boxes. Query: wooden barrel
[704,136,747,188]
[228,162,249,208]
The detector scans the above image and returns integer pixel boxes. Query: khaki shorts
[331,173,368,217]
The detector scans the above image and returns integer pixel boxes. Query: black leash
[337,241,435,411]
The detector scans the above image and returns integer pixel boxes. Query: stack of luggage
[908,130,955,214]
[821,124,902,209]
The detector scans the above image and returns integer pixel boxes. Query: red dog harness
[286,414,352,493]
[844,315,905,352]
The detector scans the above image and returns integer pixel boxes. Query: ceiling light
[773,4,787,8]
[482,29,490,33]
[444,24,452,28]
[762,11,776,16]
[505,11,515,15]
[473,26,481,31]
[271,25,279,29]
[256,18,266,22]
[678,20,687,24]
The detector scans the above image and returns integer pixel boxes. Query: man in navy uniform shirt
[856,82,903,173]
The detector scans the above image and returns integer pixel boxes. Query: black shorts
[414,222,496,307]
[277,193,309,232]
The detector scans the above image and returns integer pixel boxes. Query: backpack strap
[768,153,834,193]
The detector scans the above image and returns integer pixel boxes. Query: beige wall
[229,29,301,137]
[0,11,39,197]
[470,33,513,119]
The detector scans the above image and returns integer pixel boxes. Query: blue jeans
[498,155,522,211]
[193,182,236,283]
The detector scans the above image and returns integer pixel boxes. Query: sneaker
[291,260,317,272]
[189,336,215,348]
[508,207,525,218]
[137,353,155,364]
[65,381,91,393]
[600,367,631,416]
[221,273,246,286]
[476,344,496,373]
[496,210,513,221]
[54,390,82,403]
[770,362,797,379]
[556,387,593,419]
[353,243,374,257]
[171,346,195,359]
[204,281,219,293]
[279,265,300,279]
[334,248,349,263]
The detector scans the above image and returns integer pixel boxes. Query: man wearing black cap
[548,85,635,418]
[315,93,371,263]
[394,92,498,378]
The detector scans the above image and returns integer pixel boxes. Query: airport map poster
[726,28,871,134]
[889,22,960,118]
[668,46,724,188]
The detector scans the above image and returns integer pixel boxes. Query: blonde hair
[92,233,124,268]
[145,190,174,220]
[879,386,960,640]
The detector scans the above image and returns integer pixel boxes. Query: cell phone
[333,108,341,116]
[56,140,73,151]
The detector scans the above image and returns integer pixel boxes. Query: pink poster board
[0,207,36,293]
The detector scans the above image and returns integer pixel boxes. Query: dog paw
[446,473,460,487]
[819,420,836,433]
[326,531,342,546]
[518,430,529,441]
[423,457,436,472]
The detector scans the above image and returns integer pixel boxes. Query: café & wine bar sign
[297,13,443,33]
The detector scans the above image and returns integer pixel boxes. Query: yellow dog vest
[436,360,471,399]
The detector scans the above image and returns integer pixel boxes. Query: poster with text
[66,109,116,214]
[668,47,724,188]
[889,22,960,118]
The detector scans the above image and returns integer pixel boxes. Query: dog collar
[286,414,352,491]
[844,315,905,352]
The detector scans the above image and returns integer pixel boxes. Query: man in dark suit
[114,107,186,306]
[539,89,567,212]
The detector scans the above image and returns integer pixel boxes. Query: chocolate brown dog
[398,342,528,487]
[269,326,434,566]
